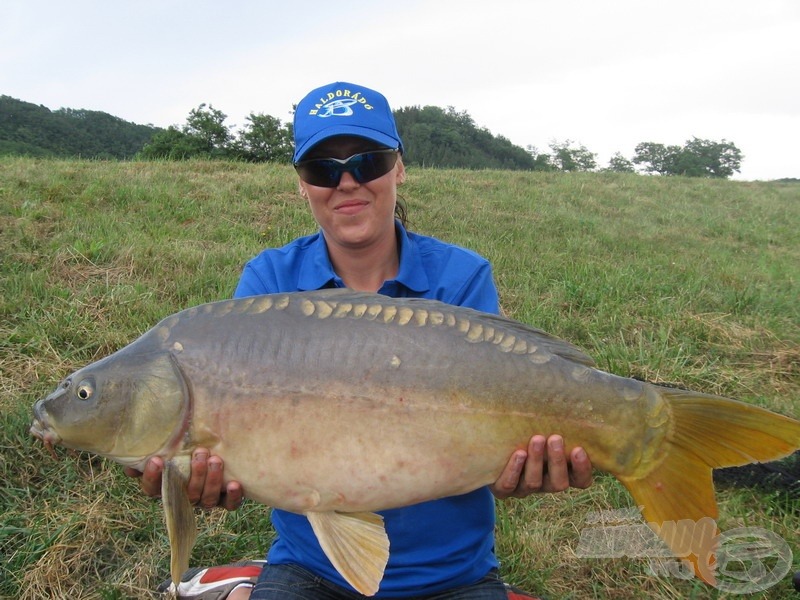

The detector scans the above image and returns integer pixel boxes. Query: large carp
[31,289,800,596]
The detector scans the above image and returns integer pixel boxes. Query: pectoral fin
[162,457,197,587]
[306,511,389,597]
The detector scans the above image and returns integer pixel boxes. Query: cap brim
[293,125,402,162]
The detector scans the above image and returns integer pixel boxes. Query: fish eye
[76,380,94,401]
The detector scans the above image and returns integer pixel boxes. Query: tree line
[1,95,743,178]
[139,104,293,163]
[140,103,742,178]
[526,139,742,178]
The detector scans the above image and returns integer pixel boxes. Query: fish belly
[190,371,648,514]
[211,393,528,512]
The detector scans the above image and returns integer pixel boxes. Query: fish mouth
[30,407,61,458]
[29,417,55,441]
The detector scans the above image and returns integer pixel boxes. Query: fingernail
[193,451,208,462]
[208,460,220,471]
[575,448,586,461]
[551,438,563,451]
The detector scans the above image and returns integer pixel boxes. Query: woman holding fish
[130,81,594,600]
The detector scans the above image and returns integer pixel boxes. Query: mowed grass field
[1,156,798,599]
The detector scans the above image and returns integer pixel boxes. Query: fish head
[31,349,189,468]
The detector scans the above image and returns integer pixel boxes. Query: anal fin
[306,510,389,597]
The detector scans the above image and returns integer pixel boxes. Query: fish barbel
[30,289,800,595]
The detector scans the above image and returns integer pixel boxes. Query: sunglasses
[294,149,400,188]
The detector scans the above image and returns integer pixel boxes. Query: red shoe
[157,560,265,599]
[505,582,544,600]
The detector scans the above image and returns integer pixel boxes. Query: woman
[137,81,593,600]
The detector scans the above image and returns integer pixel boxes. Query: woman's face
[298,136,405,251]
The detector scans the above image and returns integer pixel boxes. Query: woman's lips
[334,200,369,216]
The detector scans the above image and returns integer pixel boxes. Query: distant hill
[0,95,163,159]
[394,105,535,170]
[0,96,538,170]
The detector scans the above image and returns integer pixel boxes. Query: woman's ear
[395,157,406,185]
[298,181,309,198]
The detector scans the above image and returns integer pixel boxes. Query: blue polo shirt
[234,222,501,597]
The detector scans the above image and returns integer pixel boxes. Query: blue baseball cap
[292,82,404,163]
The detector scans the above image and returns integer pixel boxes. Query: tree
[633,138,742,178]
[233,113,293,162]
[680,138,742,178]
[632,142,677,175]
[549,139,597,172]
[139,104,240,160]
[525,145,557,171]
[184,104,232,157]
[140,126,208,159]
[604,152,636,173]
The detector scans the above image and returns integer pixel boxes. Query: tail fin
[619,388,800,585]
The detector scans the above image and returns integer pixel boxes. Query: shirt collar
[297,232,339,290]
[393,221,430,293]
[296,222,430,293]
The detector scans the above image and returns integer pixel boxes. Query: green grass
[1,156,798,598]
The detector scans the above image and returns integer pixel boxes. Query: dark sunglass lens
[295,160,340,187]
[352,151,398,184]
[295,150,398,188]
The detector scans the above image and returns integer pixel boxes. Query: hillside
[0,95,162,159]
[2,157,798,598]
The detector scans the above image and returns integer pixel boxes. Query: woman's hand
[123,448,244,511]
[490,434,593,499]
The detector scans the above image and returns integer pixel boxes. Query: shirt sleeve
[233,263,267,298]
[233,256,287,298]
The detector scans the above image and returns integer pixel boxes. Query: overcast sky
[3,0,798,180]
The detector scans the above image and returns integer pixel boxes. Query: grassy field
[1,156,798,599]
